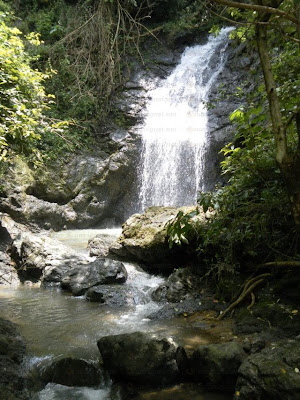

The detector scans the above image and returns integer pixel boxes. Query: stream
[0,230,232,399]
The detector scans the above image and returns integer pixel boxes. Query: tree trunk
[256,24,300,225]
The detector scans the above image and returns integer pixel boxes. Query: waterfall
[138,27,233,210]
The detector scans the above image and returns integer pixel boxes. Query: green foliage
[192,0,300,278]
[166,208,199,248]
[195,98,298,276]
[0,12,69,164]
[161,0,222,42]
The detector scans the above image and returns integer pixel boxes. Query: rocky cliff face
[0,33,251,230]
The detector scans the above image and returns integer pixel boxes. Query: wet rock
[97,332,180,385]
[0,250,19,285]
[86,284,135,306]
[188,342,247,393]
[204,42,257,190]
[0,215,21,285]
[109,206,206,268]
[6,225,89,284]
[88,233,120,257]
[147,298,207,320]
[151,267,202,302]
[61,259,127,296]
[40,357,101,387]
[234,339,300,400]
[0,145,138,230]
[0,318,29,399]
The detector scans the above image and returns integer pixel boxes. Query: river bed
[0,229,232,399]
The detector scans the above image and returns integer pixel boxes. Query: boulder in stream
[97,332,181,385]
[86,284,136,306]
[40,357,101,387]
[61,258,128,296]
[109,206,206,269]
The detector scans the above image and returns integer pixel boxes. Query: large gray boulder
[109,206,206,268]
[97,332,181,385]
[0,145,138,230]
[188,342,247,393]
[1,212,91,284]
[40,357,101,387]
[234,339,300,400]
[61,259,127,296]
[9,232,90,285]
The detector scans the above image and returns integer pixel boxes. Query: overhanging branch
[210,0,300,25]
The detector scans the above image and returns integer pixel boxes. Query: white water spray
[139,28,233,210]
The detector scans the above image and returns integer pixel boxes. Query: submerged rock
[40,357,101,387]
[97,332,181,385]
[234,339,300,400]
[61,259,127,296]
[0,318,28,399]
[188,342,246,393]
[109,206,206,268]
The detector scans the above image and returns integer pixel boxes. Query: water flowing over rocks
[40,357,101,387]
[0,318,29,400]
[97,332,182,386]
[0,29,252,230]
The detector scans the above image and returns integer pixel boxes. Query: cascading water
[139,27,233,210]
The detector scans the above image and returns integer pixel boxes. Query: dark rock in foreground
[40,357,101,387]
[0,318,28,399]
[188,342,247,393]
[235,339,300,400]
[97,332,181,385]
[61,259,128,296]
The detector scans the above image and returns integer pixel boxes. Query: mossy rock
[109,206,206,269]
